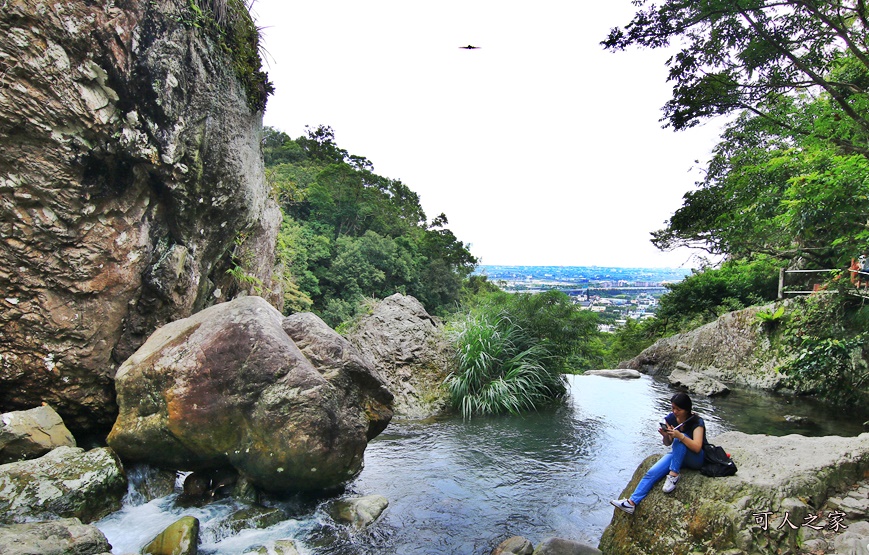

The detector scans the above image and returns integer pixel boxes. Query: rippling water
[97,374,868,554]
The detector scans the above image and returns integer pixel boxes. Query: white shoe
[663,474,679,493]
[610,498,635,514]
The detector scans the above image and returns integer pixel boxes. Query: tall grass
[444,311,566,418]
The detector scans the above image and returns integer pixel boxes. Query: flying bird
[459,44,480,49]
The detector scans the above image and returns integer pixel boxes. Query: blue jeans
[629,439,704,505]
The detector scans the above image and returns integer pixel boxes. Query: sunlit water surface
[97,375,868,554]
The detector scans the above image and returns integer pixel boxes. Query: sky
[251,1,726,269]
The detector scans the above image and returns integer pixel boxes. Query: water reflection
[97,374,868,555]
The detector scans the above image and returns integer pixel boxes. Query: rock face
[0,518,112,555]
[0,0,280,431]
[599,432,869,555]
[668,362,730,397]
[346,294,452,419]
[620,305,786,390]
[107,296,393,492]
[0,404,76,464]
[0,446,126,524]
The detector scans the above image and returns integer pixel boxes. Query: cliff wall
[0,0,280,430]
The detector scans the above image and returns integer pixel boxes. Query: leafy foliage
[605,2,869,404]
[444,311,566,418]
[601,318,660,367]
[185,0,274,111]
[603,1,869,155]
[265,125,476,326]
[653,110,869,267]
[459,289,604,372]
[653,257,781,333]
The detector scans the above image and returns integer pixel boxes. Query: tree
[652,108,869,267]
[263,125,477,322]
[603,1,869,156]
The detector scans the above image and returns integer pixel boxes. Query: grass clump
[444,310,566,419]
[186,0,274,111]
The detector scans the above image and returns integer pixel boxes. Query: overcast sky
[251,1,725,269]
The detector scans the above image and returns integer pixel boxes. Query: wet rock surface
[0,446,126,524]
[0,518,112,555]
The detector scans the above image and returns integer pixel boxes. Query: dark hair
[671,392,693,413]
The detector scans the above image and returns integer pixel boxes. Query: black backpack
[700,443,737,477]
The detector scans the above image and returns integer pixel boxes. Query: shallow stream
[96,374,868,554]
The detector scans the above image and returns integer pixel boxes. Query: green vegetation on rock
[182,0,274,111]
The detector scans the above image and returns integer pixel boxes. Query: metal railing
[777,267,869,298]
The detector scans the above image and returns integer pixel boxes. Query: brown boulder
[108,296,392,492]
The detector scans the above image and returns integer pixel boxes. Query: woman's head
[671,392,693,414]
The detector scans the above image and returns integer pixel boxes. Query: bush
[781,334,869,406]
[444,310,566,418]
[655,256,780,333]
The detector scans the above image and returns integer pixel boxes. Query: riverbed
[96,374,867,554]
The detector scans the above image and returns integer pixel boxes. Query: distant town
[475,265,691,332]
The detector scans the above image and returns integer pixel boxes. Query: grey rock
[108,296,392,493]
[599,432,869,555]
[583,369,641,379]
[783,414,815,425]
[0,405,76,463]
[620,304,787,390]
[532,537,602,555]
[346,293,453,419]
[0,518,112,555]
[492,536,534,555]
[0,0,280,431]
[328,494,389,529]
[0,446,126,524]
[832,520,869,555]
[667,367,730,397]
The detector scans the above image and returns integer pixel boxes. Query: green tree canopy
[264,125,477,325]
[604,1,869,156]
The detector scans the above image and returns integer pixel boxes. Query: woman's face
[671,402,689,422]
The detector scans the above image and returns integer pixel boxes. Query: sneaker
[663,474,679,493]
[610,498,635,515]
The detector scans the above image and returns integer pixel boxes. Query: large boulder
[0,518,112,555]
[599,432,869,554]
[142,516,199,555]
[346,294,452,419]
[0,0,280,431]
[620,305,787,390]
[667,362,730,397]
[0,446,126,524]
[107,296,393,492]
[0,404,76,464]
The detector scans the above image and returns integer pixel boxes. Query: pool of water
[96,375,868,554]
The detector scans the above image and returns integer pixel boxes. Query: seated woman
[610,392,705,514]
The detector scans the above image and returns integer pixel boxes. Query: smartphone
[659,421,669,431]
